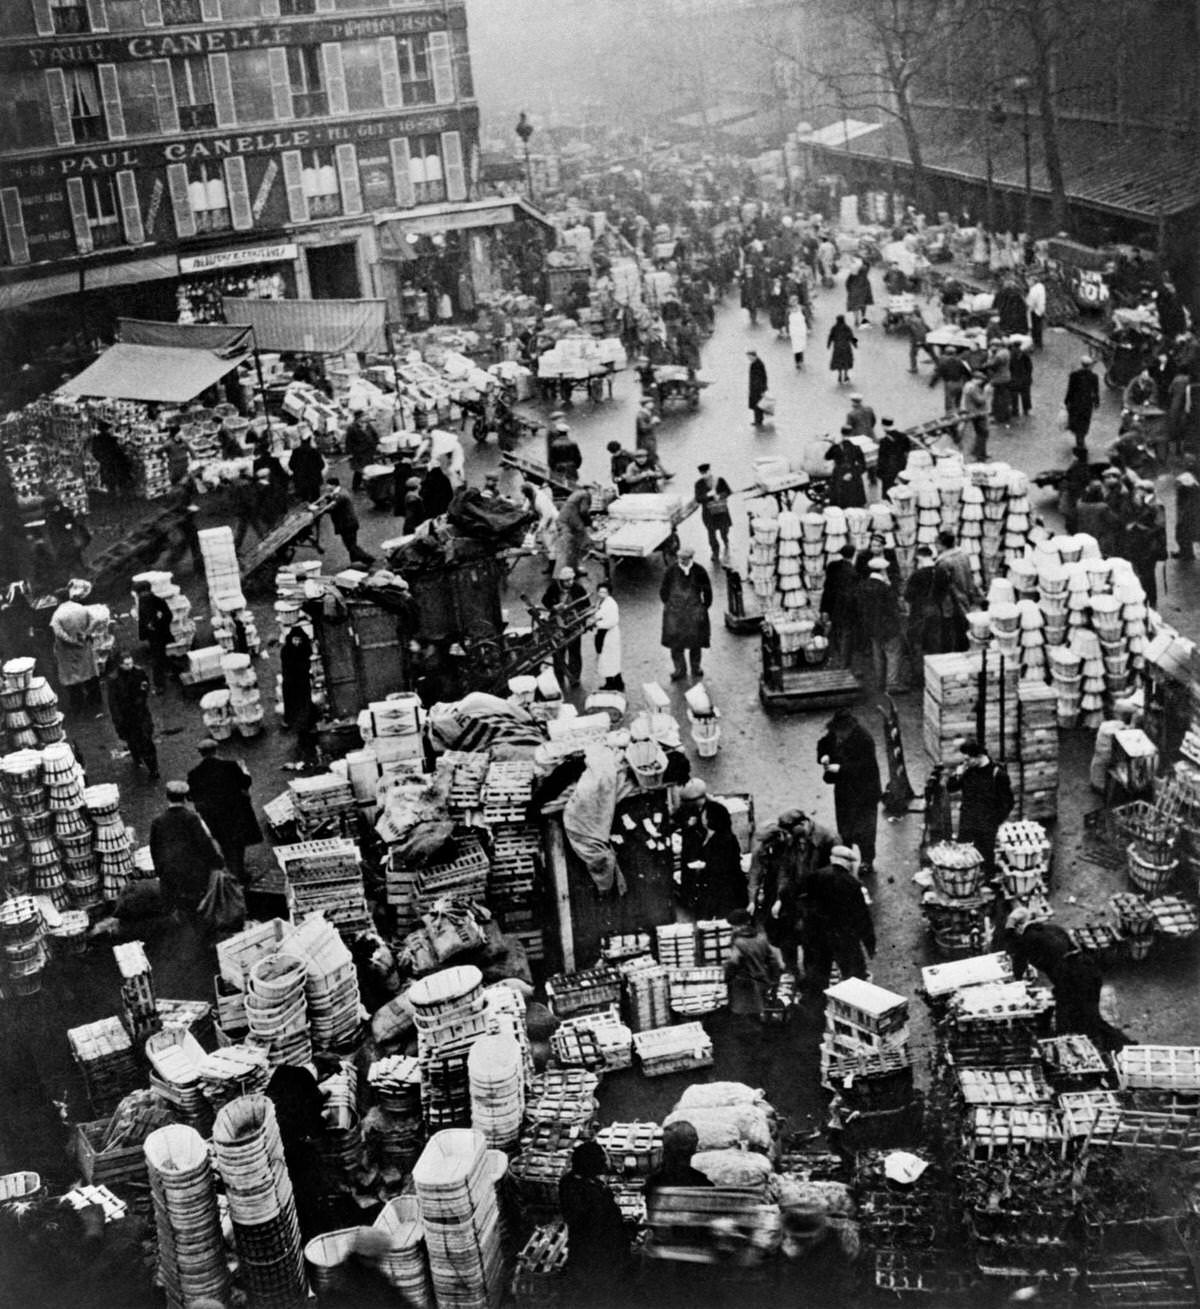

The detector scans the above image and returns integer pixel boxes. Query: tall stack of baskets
[468,1033,524,1149]
[143,1123,229,1307]
[921,841,992,958]
[373,1195,434,1308]
[279,913,361,1052]
[212,1095,307,1308]
[413,1128,505,1309]
[245,955,311,1068]
[85,783,135,901]
[0,894,46,995]
[410,965,489,1131]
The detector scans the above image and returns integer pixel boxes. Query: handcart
[650,366,710,413]
[238,491,336,585]
[883,292,917,333]
[594,496,697,575]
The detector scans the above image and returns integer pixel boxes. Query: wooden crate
[956,1065,1052,1106]
[74,1119,148,1188]
[1115,1045,1200,1092]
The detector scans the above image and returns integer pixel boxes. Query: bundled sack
[773,1176,855,1217]
[399,898,489,974]
[675,1081,763,1111]
[691,1148,775,1196]
[663,1103,774,1153]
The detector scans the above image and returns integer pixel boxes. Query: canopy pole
[249,325,273,443]
[386,320,404,434]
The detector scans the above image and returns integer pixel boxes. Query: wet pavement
[7,273,1200,1177]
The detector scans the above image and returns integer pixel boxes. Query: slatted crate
[511,1222,568,1307]
[510,1149,574,1212]
[546,966,621,1019]
[964,1104,1064,1155]
[857,1190,943,1248]
[439,749,491,813]
[643,1187,780,1266]
[632,1022,713,1077]
[1058,1090,1122,1138]
[873,1249,973,1297]
[654,923,696,969]
[1038,1035,1110,1089]
[920,952,1014,1002]
[554,1006,631,1071]
[1086,1109,1200,1154]
[956,1065,1052,1106]
[594,1122,663,1175]
[825,977,909,1036]
[548,1024,605,1071]
[601,932,652,962]
[822,1048,914,1110]
[74,1118,149,1188]
[1115,1045,1200,1092]
[667,966,727,1017]
[481,760,535,824]
[1087,1258,1198,1308]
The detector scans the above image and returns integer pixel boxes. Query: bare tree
[762,0,969,210]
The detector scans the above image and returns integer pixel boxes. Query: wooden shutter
[208,52,236,127]
[1,189,30,266]
[321,43,347,116]
[224,157,253,230]
[65,177,93,254]
[429,30,454,104]
[45,69,74,147]
[441,130,466,201]
[281,149,308,223]
[200,0,221,18]
[141,0,163,25]
[97,64,125,140]
[335,144,363,217]
[166,162,196,238]
[267,47,293,121]
[117,170,144,244]
[390,137,414,208]
[378,37,402,110]
[150,59,178,133]
[259,0,279,14]
[85,0,108,31]
[30,0,54,37]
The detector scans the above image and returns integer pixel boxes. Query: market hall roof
[57,340,249,404]
[809,107,1200,221]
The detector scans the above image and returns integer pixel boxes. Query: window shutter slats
[97,64,125,140]
[1,189,30,266]
[117,170,144,244]
[390,137,414,208]
[281,149,308,224]
[429,30,454,104]
[321,43,348,116]
[335,143,363,217]
[151,59,179,134]
[379,37,402,110]
[66,177,93,254]
[166,162,196,238]
[441,130,466,202]
[267,47,293,121]
[209,52,236,127]
[224,157,253,230]
[45,70,74,147]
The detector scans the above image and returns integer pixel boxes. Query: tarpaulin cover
[118,317,251,353]
[563,744,627,896]
[222,296,388,354]
[57,341,248,402]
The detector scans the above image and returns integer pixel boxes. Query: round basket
[1127,845,1177,895]
[247,955,306,1001]
[303,1228,358,1293]
[0,1170,42,1202]
[2,658,36,690]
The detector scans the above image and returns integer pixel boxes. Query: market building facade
[0,0,493,388]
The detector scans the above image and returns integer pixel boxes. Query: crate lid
[824,977,907,1016]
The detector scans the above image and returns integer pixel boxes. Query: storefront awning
[57,341,248,403]
[83,253,178,290]
[0,270,81,311]
[118,318,251,353]
[222,296,388,355]
[375,195,555,248]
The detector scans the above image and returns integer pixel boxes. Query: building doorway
[306,242,361,299]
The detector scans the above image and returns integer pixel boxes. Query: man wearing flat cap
[149,781,224,917]
[187,738,262,885]
[795,844,876,988]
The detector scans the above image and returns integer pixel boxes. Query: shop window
[229,48,274,126]
[162,0,220,22]
[279,0,314,12]
[172,56,216,131]
[342,38,383,113]
[83,175,123,248]
[186,163,231,232]
[408,134,444,206]
[302,149,341,218]
[287,46,327,118]
[51,0,90,32]
[397,35,434,107]
[1,73,53,151]
[67,68,106,142]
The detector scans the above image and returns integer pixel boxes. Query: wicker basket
[0,1170,42,1202]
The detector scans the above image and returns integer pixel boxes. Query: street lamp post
[515,112,535,203]
[1012,75,1033,240]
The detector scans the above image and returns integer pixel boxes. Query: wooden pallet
[1086,1109,1200,1154]
[759,665,864,715]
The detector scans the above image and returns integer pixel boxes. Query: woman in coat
[108,652,158,779]
[592,581,623,691]
[679,802,747,920]
[280,626,315,731]
[827,315,858,385]
[554,489,592,572]
[845,260,874,326]
[50,582,100,713]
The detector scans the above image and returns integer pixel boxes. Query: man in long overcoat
[660,545,712,680]
[186,738,262,884]
[817,709,883,873]
[149,780,224,914]
[747,349,768,426]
